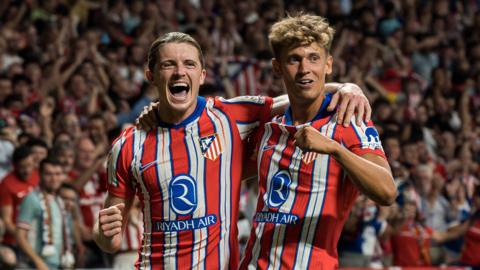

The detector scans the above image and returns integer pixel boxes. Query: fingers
[364,102,372,123]
[99,203,124,237]
[327,91,340,111]
[336,95,350,126]
[356,102,365,126]
[136,103,158,131]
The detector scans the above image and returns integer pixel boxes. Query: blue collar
[284,92,333,125]
[157,96,206,128]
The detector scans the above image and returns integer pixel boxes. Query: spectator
[0,145,39,253]
[16,157,75,269]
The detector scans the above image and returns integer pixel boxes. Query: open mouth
[169,82,190,100]
[296,79,314,87]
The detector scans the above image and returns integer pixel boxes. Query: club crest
[199,134,223,161]
[301,151,318,164]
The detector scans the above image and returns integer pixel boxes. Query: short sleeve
[107,127,136,199]
[17,192,40,230]
[0,182,12,207]
[340,118,386,159]
[214,96,273,140]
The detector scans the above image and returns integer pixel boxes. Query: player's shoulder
[111,125,148,147]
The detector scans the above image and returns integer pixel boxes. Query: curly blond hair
[269,13,335,58]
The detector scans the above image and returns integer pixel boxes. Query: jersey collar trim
[284,92,333,125]
[157,96,206,129]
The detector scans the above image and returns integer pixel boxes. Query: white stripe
[268,129,304,270]
[208,104,233,269]
[248,123,289,269]
[130,130,151,269]
[293,120,336,268]
[240,120,272,268]
[185,122,207,270]
[156,127,177,269]
[108,131,126,187]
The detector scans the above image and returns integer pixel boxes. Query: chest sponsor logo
[268,170,291,208]
[199,134,223,161]
[154,214,217,232]
[364,126,382,150]
[169,174,197,215]
[254,211,299,225]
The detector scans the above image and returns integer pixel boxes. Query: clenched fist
[294,126,339,155]
[98,203,125,241]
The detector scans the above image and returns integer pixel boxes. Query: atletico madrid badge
[301,151,318,164]
[199,134,223,161]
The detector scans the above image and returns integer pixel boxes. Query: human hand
[98,203,125,248]
[294,126,338,155]
[327,83,371,127]
[135,102,159,131]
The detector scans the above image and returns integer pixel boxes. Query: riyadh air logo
[170,174,197,215]
[364,127,382,150]
[268,170,292,208]
[199,134,223,161]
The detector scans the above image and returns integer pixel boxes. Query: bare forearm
[1,208,16,235]
[16,230,45,265]
[333,148,396,205]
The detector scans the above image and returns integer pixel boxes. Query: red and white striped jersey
[240,94,387,269]
[108,96,273,270]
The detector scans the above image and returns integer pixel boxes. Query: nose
[297,58,310,75]
[173,64,187,77]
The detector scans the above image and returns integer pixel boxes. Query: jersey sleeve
[214,96,273,140]
[107,127,136,199]
[0,182,12,207]
[17,192,39,230]
[340,117,386,159]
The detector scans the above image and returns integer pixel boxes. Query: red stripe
[140,130,163,268]
[200,112,221,269]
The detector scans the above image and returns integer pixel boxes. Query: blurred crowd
[0,0,479,269]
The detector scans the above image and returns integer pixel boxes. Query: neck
[158,100,197,126]
[289,95,325,125]
[40,185,56,195]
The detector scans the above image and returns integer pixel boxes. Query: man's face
[0,79,12,101]
[15,155,35,180]
[147,42,206,122]
[41,164,65,194]
[76,138,96,170]
[58,188,77,211]
[273,42,332,105]
[31,145,48,168]
[58,148,75,173]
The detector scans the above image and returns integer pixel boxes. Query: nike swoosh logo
[262,144,276,151]
[139,160,159,172]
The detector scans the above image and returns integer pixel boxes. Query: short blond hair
[269,14,335,58]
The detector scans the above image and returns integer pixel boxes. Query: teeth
[172,82,188,87]
[298,80,313,84]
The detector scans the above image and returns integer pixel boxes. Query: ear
[325,55,333,75]
[145,69,153,82]
[271,58,282,76]
[199,69,207,85]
